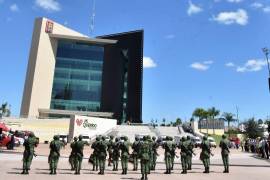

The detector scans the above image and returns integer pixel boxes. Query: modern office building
[20,17,143,124]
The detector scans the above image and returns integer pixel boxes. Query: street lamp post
[262,47,270,92]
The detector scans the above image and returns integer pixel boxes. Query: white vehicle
[15,136,25,146]
[59,135,68,145]
[208,137,217,148]
[194,136,202,148]
[81,135,91,143]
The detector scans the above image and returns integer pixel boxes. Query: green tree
[244,118,263,139]
[192,108,209,134]
[0,102,11,117]
[222,112,236,137]
[207,107,220,135]
[174,118,182,126]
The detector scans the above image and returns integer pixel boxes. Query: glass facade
[50,40,104,112]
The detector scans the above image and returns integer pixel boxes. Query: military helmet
[53,135,59,140]
[143,136,147,141]
[203,136,208,140]
[152,136,156,140]
[166,136,170,141]
[29,132,35,137]
[115,137,119,142]
[182,136,186,141]
[135,136,139,141]
[78,135,83,140]
[96,136,100,141]
[187,135,191,140]
[74,136,78,141]
[222,134,226,139]
[110,135,114,140]
[124,136,128,141]
[102,136,106,141]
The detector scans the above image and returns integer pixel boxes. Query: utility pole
[236,106,239,127]
[262,47,270,92]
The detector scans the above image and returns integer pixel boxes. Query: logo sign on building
[68,115,117,142]
[45,21,54,33]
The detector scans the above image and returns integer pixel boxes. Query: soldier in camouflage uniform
[107,135,114,166]
[139,136,151,180]
[132,136,140,171]
[170,137,177,170]
[162,136,173,174]
[21,132,38,175]
[74,135,90,175]
[151,136,159,170]
[69,137,77,170]
[179,136,188,174]
[219,134,230,173]
[97,136,108,175]
[186,135,194,170]
[112,137,120,171]
[119,136,130,174]
[200,136,211,173]
[147,135,153,173]
[90,136,100,171]
[48,135,63,175]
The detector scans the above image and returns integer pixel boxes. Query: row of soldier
[21,133,230,180]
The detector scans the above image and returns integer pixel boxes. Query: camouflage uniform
[132,136,140,171]
[90,136,100,171]
[69,137,77,170]
[107,136,114,166]
[162,136,173,174]
[119,136,130,174]
[74,135,89,175]
[147,135,154,173]
[112,137,120,171]
[219,135,230,173]
[170,137,177,170]
[179,137,188,174]
[48,135,63,175]
[97,136,107,175]
[200,136,211,173]
[139,136,151,180]
[151,136,159,170]
[186,136,194,170]
[21,133,38,175]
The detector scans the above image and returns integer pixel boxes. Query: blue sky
[0,0,270,123]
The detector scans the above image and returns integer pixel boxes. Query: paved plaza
[0,145,270,180]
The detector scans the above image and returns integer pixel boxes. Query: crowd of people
[243,137,270,159]
[20,133,231,180]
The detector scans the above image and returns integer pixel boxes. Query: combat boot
[125,168,128,174]
[141,174,144,180]
[21,169,26,174]
[54,168,57,175]
[145,174,148,180]
[50,168,53,175]
[25,169,29,175]
[122,169,125,174]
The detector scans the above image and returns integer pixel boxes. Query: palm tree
[192,108,209,134]
[0,102,11,117]
[208,107,220,135]
[222,112,236,137]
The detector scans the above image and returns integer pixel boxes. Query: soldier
[69,137,78,170]
[97,136,107,175]
[200,136,211,173]
[147,135,154,173]
[74,135,90,175]
[132,136,140,171]
[107,135,114,166]
[139,136,151,180]
[91,136,100,171]
[186,136,194,170]
[119,136,130,174]
[112,137,120,171]
[170,137,177,170]
[162,136,173,174]
[48,135,63,175]
[219,134,230,173]
[179,136,188,174]
[21,132,38,175]
[151,136,159,170]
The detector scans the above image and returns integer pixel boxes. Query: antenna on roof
[90,0,96,36]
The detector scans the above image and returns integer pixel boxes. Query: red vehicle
[0,134,18,149]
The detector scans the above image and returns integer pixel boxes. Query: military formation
[21,133,231,179]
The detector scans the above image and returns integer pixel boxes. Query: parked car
[81,135,91,143]
[194,136,202,148]
[59,135,68,145]
[208,137,217,148]
[0,134,20,149]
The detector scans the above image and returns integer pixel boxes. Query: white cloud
[35,0,61,12]
[212,9,248,26]
[203,60,214,65]
[187,1,203,16]
[251,2,263,9]
[236,59,267,72]
[190,63,209,71]
[227,0,243,3]
[10,4,19,12]
[225,62,235,67]
[263,6,270,13]
[143,56,157,68]
[164,34,176,39]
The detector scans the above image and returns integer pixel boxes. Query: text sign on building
[68,115,117,142]
[45,21,54,33]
